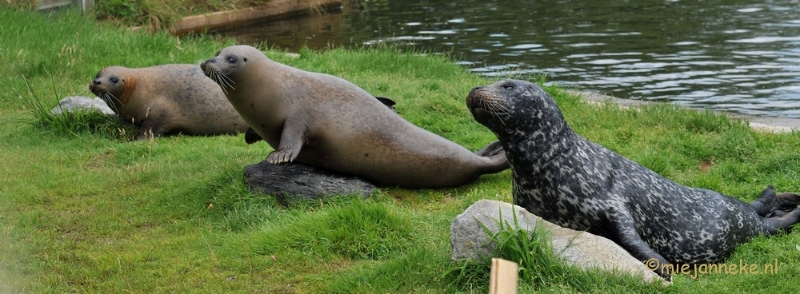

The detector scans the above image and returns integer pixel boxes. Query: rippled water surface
[218,0,800,117]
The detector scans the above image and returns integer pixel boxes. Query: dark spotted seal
[200,45,509,188]
[466,79,800,280]
[89,65,248,140]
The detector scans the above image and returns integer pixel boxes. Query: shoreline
[570,90,799,134]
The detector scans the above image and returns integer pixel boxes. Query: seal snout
[466,86,502,119]
[200,59,215,73]
[88,79,103,95]
[200,56,235,93]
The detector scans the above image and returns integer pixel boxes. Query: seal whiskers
[205,68,235,93]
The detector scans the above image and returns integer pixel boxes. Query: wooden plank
[37,0,71,10]
[169,0,342,36]
[489,258,518,294]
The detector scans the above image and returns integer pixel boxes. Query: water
[215,0,800,118]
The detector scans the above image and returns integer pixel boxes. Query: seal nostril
[94,79,101,85]
[469,86,481,95]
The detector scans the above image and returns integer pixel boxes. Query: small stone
[244,161,375,205]
[50,96,116,117]
[450,199,666,284]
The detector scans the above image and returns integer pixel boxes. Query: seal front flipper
[266,120,306,164]
[610,217,672,281]
[244,127,263,144]
[374,96,398,113]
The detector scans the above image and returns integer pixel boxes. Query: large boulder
[244,161,375,205]
[450,199,665,283]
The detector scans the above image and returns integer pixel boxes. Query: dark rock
[244,161,375,205]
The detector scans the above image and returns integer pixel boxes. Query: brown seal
[200,45,509,188]
[89,65,248,140]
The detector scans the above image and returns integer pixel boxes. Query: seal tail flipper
[766,192,800,217]
[473,140,509,173]
[750,185,777,217]
[475,140,505,157]
[761,208,800,235]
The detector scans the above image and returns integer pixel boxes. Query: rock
[50,96,116,117]
[450,199,665,284]
[244,161,375,205]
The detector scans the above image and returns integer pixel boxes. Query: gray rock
[244,160,375,205]
[450,199,666,284]
[50,96,116,117]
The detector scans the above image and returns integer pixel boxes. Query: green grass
[1,6,800,293]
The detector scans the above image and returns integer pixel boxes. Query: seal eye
[110,77,119,84]
[503,84,514,90]
[95,73,101,79]
[226,56,238,64]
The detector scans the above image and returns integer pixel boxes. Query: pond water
[215,0,800,118]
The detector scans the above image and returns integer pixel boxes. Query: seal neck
[501,116,575,171]
[118,77,136,108]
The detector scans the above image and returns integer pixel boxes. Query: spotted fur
[467,79,800,280]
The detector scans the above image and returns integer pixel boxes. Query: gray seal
[466,79,800,280]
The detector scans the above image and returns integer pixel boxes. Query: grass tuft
[248,199,415,260]
[5,75,133,140]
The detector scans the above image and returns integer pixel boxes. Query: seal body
[89,65,248,140]
[466,79,800,279]
[200,45,509,188]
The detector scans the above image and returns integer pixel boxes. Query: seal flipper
[475,140,505,157]
[761,208,800,235]
[266,120,305,164]
[766,192,800,218]
[375,96,395,108]
[609,215,672,281]
[244,127,263,144]
[750,185,777,217]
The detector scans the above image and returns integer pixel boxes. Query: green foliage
[96,0,143,20]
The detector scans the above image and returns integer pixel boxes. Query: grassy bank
[1,6,799,293]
